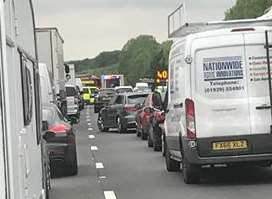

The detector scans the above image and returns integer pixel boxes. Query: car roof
[119,92,149,97]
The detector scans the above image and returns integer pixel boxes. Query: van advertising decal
[202,56,245,95]
[203,56,243,81]
[248,56,271,82]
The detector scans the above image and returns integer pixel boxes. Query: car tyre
[136,126,141,137]
[182,156,200,184]
[117,117,127,133]
[66,151,78,176]
[165,143,180,172]
[148,133,153,148]
[141,129,148,140]
[98,115,109,132]
[162,134,166,157]
[153,127,162,152]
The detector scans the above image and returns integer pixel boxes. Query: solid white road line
[88,135,95,139]
[88,127,93,131]
[96,162,104,169]
[104,191,117,199]
[91,146,98,151]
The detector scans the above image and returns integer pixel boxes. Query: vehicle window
[108,95,117,105]
[42,109,55,127]
[116,88,132,93]
[90,88,97,93]
[128,95,148,105]
[144,95,151,107]
[55,107,67,122]
[34,68,42,144]
[20,55,33,126]
[99,89,115,95]
[66,87,77,96]
[115,95,124,104]
[83,88,89,94]
[152,92,162,108]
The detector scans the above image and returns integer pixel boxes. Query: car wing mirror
[42,121,49,131]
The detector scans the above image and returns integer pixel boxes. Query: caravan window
[20,56,33,126]
[34,68,42,144]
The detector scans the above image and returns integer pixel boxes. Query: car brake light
[49,124,70,134]
[185,99,196,140]
[124,104,137,113]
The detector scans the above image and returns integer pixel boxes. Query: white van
[39,63,53,104]
[0,0,45,198]
[65,84,80,118]
[165,26,272,184]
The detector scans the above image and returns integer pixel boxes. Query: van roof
[173,25,272,46]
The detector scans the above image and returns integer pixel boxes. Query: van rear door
[244,30,272,135]
[194,33,251,139]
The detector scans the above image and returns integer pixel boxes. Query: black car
[94,88,116,113]
[97,93,148,133]
[42,104,78,177]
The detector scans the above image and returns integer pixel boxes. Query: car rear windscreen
[83,88,89,94]
[128,95,147,104]
[66,87,77,96]
[117,88,133,93]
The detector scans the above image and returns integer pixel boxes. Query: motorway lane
[50,107,104,199]
[51,106,272,199]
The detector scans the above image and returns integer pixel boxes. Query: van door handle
[256,105,271,110]
[174,103,183,109]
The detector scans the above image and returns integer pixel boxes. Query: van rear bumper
[183,134,272,165]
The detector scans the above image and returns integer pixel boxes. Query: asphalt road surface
[51,106,272,199]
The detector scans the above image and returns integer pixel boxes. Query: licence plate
[212,140,248,151]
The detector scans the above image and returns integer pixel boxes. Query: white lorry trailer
[0,0,45,198]
[36,27,67,115]
[101,74,124,88]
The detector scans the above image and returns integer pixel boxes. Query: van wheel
[182,157,200,184]
[165,144,180,172]
[45,179,50,199]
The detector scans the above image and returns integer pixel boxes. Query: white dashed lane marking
[88,127,93,131]
[96,162,104,169]
[88,123,92,126]
[91,146,98,151]
[104,191,117,199]
[88,135,95,139]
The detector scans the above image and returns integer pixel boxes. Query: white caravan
[39,63,53,104]
[165,4,272,184]
[0,0,45,198]
[35,28,66,114]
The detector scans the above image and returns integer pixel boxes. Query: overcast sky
[32,0,236,61]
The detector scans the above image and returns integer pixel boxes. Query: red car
[136,91,165,151]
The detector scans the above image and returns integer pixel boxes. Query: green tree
[119,35,160,85]
[225,0,272,20]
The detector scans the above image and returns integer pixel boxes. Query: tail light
[185,99,196,140]
[124,104,137,113]
[156,111,165,124]
[49,124,70,134]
